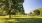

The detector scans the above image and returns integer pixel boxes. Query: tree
[0,0,24,18]
[30,11,32,14]
[33,9,40,15]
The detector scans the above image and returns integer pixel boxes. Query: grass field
[0,15,42,18]
[0,15,42,23]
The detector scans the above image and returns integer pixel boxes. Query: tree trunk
[8,0,12,18]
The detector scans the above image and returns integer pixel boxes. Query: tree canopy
[0,0,24,15]
[33,9,40,15]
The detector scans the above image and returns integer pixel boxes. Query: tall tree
[0,0,24,18]
[5,0,24,15]
[11,0,24,14]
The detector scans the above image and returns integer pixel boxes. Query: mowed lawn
[0,15,42,18]
[0,15,42,23]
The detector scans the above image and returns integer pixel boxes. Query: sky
[23,0,42,13]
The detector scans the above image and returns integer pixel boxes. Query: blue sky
[23,0,42,13]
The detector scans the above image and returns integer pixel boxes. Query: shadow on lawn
[5,18,42,23]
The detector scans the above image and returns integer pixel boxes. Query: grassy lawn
[0,15,42,23]
[0,15,42,18]
[0,18,42,23]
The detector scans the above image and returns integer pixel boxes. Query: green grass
[0,15,42,23]
[15,18,42,23]
[0,15,42,18]
[1,18,42,23]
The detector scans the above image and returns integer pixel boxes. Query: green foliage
[0,0,24,18]
[0,8,3,14]
[30,12,32,14]
[33,9,40,15]
[38,8,42,15]
[0,0,24,15]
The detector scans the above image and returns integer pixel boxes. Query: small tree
[30,12,32,14]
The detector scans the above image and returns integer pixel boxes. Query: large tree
[3,0,24,14]
[0,0,24,18]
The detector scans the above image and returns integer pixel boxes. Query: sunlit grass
[0,15,9,18]
[0,15,42,23]
[0,15,42,18]
[0,19,6,23]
